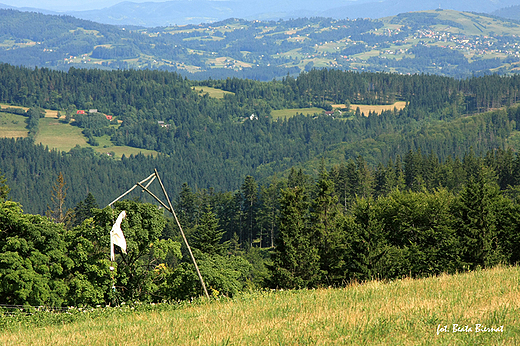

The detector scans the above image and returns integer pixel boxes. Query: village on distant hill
[2,9,520,79]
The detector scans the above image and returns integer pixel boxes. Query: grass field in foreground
[1,266,519,345]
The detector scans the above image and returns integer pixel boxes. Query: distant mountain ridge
[2,8,520,80]
[1,0,520,27]
[492,5,520,21]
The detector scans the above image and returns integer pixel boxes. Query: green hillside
[1,266,518,345]
[0,107,158,158]
[2,9,520,79]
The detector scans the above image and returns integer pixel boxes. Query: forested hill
[2,63,520,213]
[2,9,520,79]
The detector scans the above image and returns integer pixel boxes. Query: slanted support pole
[136,169,210,300]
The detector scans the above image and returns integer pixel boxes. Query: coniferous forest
[3,62,520,306]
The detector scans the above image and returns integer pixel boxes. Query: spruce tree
[71,192,99,227]
[311,169,345,285]
[241,175,258,246]
[268,186,320,288]
[191,204,227,256]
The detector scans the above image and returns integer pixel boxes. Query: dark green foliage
[268,186,320,288]
[64,218,112,306]
[162,251,252,300]
[190,205,228,256]
[71,193,99,228]
[453,175,509,269]
[310,170,346,285]
[25,107,44,138]
[175,183,198,229]
[241,175,258,246]
[256,178,282,248]
[4,54,520,303]
[4,146,520,304]
[2,65,520,219]
[0,168,10,201]
[0,201,72,306]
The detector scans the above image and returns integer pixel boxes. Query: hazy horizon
[1,0,163,12]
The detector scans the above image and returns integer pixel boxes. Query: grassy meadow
[0,111,28,138]
[1,266,518,345]
[0,106,158,158]
[271,107,328,120]
[335,101,408,116]
[270,102,408,121]
[35,117,88,151]
[192,86,235,98]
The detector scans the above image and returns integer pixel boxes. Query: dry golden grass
[271,107,326,120]
[192,86,235,98]
[0,103,29,112]
[0,112,28,138]
[0,103,58,118]
[333,101,407,116]
[1,266,519,345]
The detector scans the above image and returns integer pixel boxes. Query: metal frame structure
[108,169,210,299]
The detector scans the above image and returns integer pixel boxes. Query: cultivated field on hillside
[192,86,235,98]
[0,106,158,158]
[338,101,408,116]
[1,266,518,345]
[36,117,88,151]
[0,112,28,138]
[271,107,326,120]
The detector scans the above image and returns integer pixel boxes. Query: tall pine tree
[268,186,320,288]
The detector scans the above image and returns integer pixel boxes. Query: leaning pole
[108,169,210,300]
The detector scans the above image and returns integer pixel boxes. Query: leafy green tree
[0,201,72,306]
[65,217,112,306]
[162,250,252,300]
[93,200,182,302]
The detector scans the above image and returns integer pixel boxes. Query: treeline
[2,62,520,120]
[1,101,514,215]
[269,171,520,288]
[3,65,520,217]
[161,147,520,289]
[1,103,519,215]
[3,147,520,307]
[171,148,520,251]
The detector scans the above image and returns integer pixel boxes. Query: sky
[0,0,150,11]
